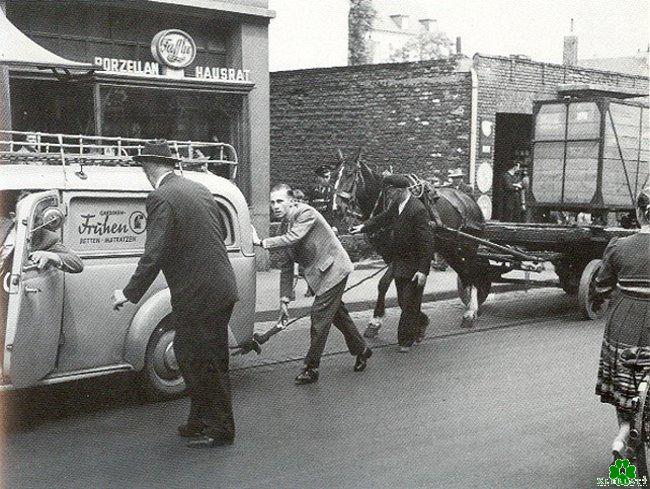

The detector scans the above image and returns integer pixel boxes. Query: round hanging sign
[476,162,493,193]
[151,29,197,69]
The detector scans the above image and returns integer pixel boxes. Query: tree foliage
[389,30,454,63]
[348,0,376,65]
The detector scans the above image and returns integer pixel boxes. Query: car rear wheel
[138,315,187,402]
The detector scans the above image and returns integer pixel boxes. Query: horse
[332,151,490,331]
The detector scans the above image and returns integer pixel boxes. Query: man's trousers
[173,303,235,441]
[305,277,367,369]
[394,277,425,347]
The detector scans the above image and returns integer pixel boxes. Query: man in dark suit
[112,140,239,448]
[255,184,371,384]
[350,175,430,352]
[501,162,524,222]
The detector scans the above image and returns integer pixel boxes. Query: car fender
[123,288,172,371]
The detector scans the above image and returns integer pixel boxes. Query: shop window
[10,78,95,135]
[99,85,240,154]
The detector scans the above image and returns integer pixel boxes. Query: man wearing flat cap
[112,140,239,448]
[350,175,430,352]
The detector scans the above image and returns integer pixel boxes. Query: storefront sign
[94,29,252,83]
[151,29,196,69]
[194,66,251,82]
[94,57,159,75]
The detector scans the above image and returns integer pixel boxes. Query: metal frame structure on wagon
[447,92,648,320]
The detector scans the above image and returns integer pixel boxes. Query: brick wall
[474,53,648,118]
[270,56,473,192]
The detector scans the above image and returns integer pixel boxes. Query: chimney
[563,18,578,65]
[418,18,437,32]
[456,36,462,55]
[390,14,409,30]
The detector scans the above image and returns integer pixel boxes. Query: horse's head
[332,147,384,221]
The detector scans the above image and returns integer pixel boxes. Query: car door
[3,190,64,387]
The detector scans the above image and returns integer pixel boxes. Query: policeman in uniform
[308,165,335,224]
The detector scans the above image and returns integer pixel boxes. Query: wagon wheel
[578,259,609,320]
[456,275,492,307]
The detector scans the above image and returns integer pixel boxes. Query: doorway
[491,113,532,221]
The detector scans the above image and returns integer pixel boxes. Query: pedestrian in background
[308,165,334,221]
[448,168,474,198]
[112,140,239,448]
[255,183,372,384]
[350,175,430,351]
[594,188,650,461]
[500,162,523,222]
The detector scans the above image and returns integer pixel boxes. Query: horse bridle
[332,162,365,219]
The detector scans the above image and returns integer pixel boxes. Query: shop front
[0,0,273,265]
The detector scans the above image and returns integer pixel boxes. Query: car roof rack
[0,130,239,179]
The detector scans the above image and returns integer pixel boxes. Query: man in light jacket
[256,184,371,385]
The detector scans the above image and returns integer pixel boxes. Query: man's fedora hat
[133,139,180,165]
[448,168,465,178]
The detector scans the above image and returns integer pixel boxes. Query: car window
[214,199,235,247]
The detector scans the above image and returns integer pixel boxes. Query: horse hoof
[460,317,475,329]
[364,326,380,339]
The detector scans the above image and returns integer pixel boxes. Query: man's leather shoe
[178,423,206,438]
[415,315,430,343]
[187,435,234,448]
[399,346,411,353]
[295,368,319,384]
[354,347,373,372]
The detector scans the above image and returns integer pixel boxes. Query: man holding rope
[254,184,372,385]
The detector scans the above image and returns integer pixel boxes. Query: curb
[253,282,547,323]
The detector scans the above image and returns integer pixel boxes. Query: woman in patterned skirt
[595,188,650,460]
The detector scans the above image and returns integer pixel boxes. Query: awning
[0,11,96,72]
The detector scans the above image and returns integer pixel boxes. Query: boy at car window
[0,191,83,274]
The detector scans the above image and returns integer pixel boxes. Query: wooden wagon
[453,95,649,319]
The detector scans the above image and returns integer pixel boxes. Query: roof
[578,55,649,77]
[0,165,247,208]
[557,83,649,100]
[0,12,95,71]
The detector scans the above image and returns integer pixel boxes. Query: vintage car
[0,132,255,399]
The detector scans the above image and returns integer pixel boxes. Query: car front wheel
[138,315,187,402]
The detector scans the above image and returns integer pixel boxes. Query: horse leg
[365,264,393,338]
[461,284,479,328]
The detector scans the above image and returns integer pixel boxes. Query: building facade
[270,54,648,220]
[368,12,440,63]
[0,0,273,264]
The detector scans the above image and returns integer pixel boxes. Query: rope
[279,263,390,329]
